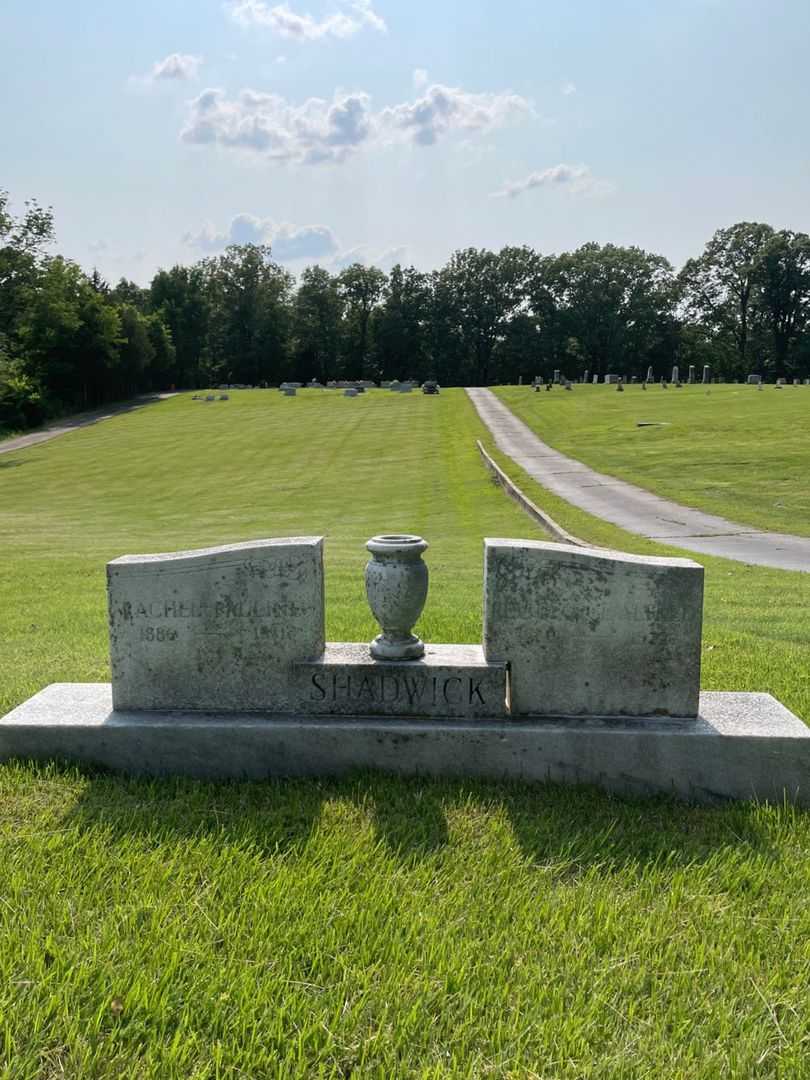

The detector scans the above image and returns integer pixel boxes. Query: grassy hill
[1,388,809,1078]
[496,383,810,537]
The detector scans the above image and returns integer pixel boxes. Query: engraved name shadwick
[311,672,487,707]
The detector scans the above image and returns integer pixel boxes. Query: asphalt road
[0,394,177,457]
[468,387,810,573]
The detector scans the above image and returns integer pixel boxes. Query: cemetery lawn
[495,383,810,538]
[1,388,810,1078]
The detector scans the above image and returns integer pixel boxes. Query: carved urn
[365,534,429,660]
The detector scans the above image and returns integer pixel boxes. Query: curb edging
[475,439,585,547]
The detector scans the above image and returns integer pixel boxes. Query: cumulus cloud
[561,81,577,96]
[183,214,339,261]
[379,83,531,147]
[180,87,372,164]
[149,53,203,81]
[227,0,385,40]
[332,244,407,271]
[491,163,596,198]
[180,81,531,164]
[412,68,429,90]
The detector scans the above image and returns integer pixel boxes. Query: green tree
[336,264,387,378]
[292,266,343,383]
[753,230,810,377]
[205,244,293,385]
[117,305,155,397]
[150,264,210,388]
[0,190,55,352]
[18,257,120,409]
[372,265,431,381]
[679,222,774,377]
[544,243,678,378]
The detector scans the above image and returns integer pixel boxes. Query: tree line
[2,187,810,430]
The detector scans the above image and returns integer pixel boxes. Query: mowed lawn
[1,389,810,1078]
[496,383,810,537]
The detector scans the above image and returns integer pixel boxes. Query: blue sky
[3,0,809,283]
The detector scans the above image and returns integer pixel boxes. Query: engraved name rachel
[115,598,309,621]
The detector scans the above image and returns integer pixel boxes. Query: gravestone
[604,374,620,384]
[702,365,711,384]
[646,366,654,383]
[553,369,561,384]
[747,374,762,385]
[284,388,297,397]
[672,365,679,383]
[688,366,695,384]
[484,539,703,718]
[592,374,599,384]
[2,532,809,804]
[344,388,358,397]
[108,538,324,712]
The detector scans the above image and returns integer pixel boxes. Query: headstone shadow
[55,766,788,872]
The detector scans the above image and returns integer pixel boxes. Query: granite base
[1,684,808,805]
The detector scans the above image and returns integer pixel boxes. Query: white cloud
[412,68,429,90]
[561,81,577,96]
[150,53,203,81]
[491,163,597,198]
[183,214,339,261]
[227,0,385,40]
[180,81,531,164]
[379,83,532,147]
[332,244,407,271]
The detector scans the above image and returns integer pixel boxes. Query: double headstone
[5,532,809,804]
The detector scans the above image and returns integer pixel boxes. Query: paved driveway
[0,394,177,456]
[468,387,810,573]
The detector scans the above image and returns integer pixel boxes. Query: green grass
[495,383,810,537]
[1,388,810,1077]
[0,389,547,717]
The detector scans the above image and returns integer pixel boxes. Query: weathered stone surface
[3,685,808,805]
[108,538,324,712]
[365,534,428,660]
[295,643,507,718]
[484,539,704,717]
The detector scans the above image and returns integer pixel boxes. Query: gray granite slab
[295,643,507,718]
[108,538,324,712]
[484,538,703,718]
[1,685,807,804]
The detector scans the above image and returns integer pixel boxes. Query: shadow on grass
[49,763,798,872]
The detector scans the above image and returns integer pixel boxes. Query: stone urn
[365,534,429,660]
